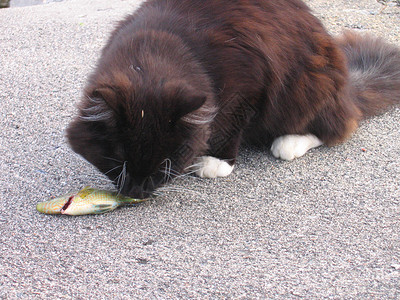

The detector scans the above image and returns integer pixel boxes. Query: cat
[67,0,400,199]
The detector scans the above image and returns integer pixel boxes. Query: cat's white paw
[271,134,323,161]
[195,156,234,178]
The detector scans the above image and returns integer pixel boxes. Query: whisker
[103,156,123,163]
[167,159,172,182]
[161,159,170,183]
[184,163,204,171]
[159,158,186,183]
[118,161,127,195]
[158,166,201,181]
[115,163,126,193]
[173,170,199,179]
[104,164,123,176]
[159,167,181,177]
[149,175,155,190]
[165,158,173,182]
[115,173,122,190]
[151,191,165,197]
[73,175,112,183]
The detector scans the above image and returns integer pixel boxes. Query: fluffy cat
[67,0,400,198]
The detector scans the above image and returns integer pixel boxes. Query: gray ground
[1,0,399,298]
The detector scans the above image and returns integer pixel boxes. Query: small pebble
[391,264,400,270]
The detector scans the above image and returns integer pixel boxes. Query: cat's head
[67,77,214,198]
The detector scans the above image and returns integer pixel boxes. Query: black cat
[67,0,400,198]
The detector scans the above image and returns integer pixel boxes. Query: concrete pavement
[0,0,399,298]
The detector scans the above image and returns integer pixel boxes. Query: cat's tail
[337,31,400,118]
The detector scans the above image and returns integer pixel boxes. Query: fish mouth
[60,196,74,214]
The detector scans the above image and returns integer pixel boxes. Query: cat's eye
[167,119,176,130]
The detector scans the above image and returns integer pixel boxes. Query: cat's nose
[121,183,150,199]
[126,185,148,199]
[118,175,154,199]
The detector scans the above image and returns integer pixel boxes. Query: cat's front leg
[271,134,323,160]
[195,91,257,178]
[195,156,234,178]
[195,128,243,179]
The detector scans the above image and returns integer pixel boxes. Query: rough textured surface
[0,0,399,298]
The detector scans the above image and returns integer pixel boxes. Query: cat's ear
[176,92,207,120]
[92,87,120,114]
[164,80,207,120]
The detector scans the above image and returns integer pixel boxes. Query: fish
[36,186,147,216]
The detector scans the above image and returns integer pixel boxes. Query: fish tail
[117,198,148,205]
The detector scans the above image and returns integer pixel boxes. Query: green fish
[36,186,146,216]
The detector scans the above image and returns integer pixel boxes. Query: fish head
[60,187,119,215]
[36,192,77,214]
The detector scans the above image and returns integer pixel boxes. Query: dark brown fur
[67,0,400,198]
